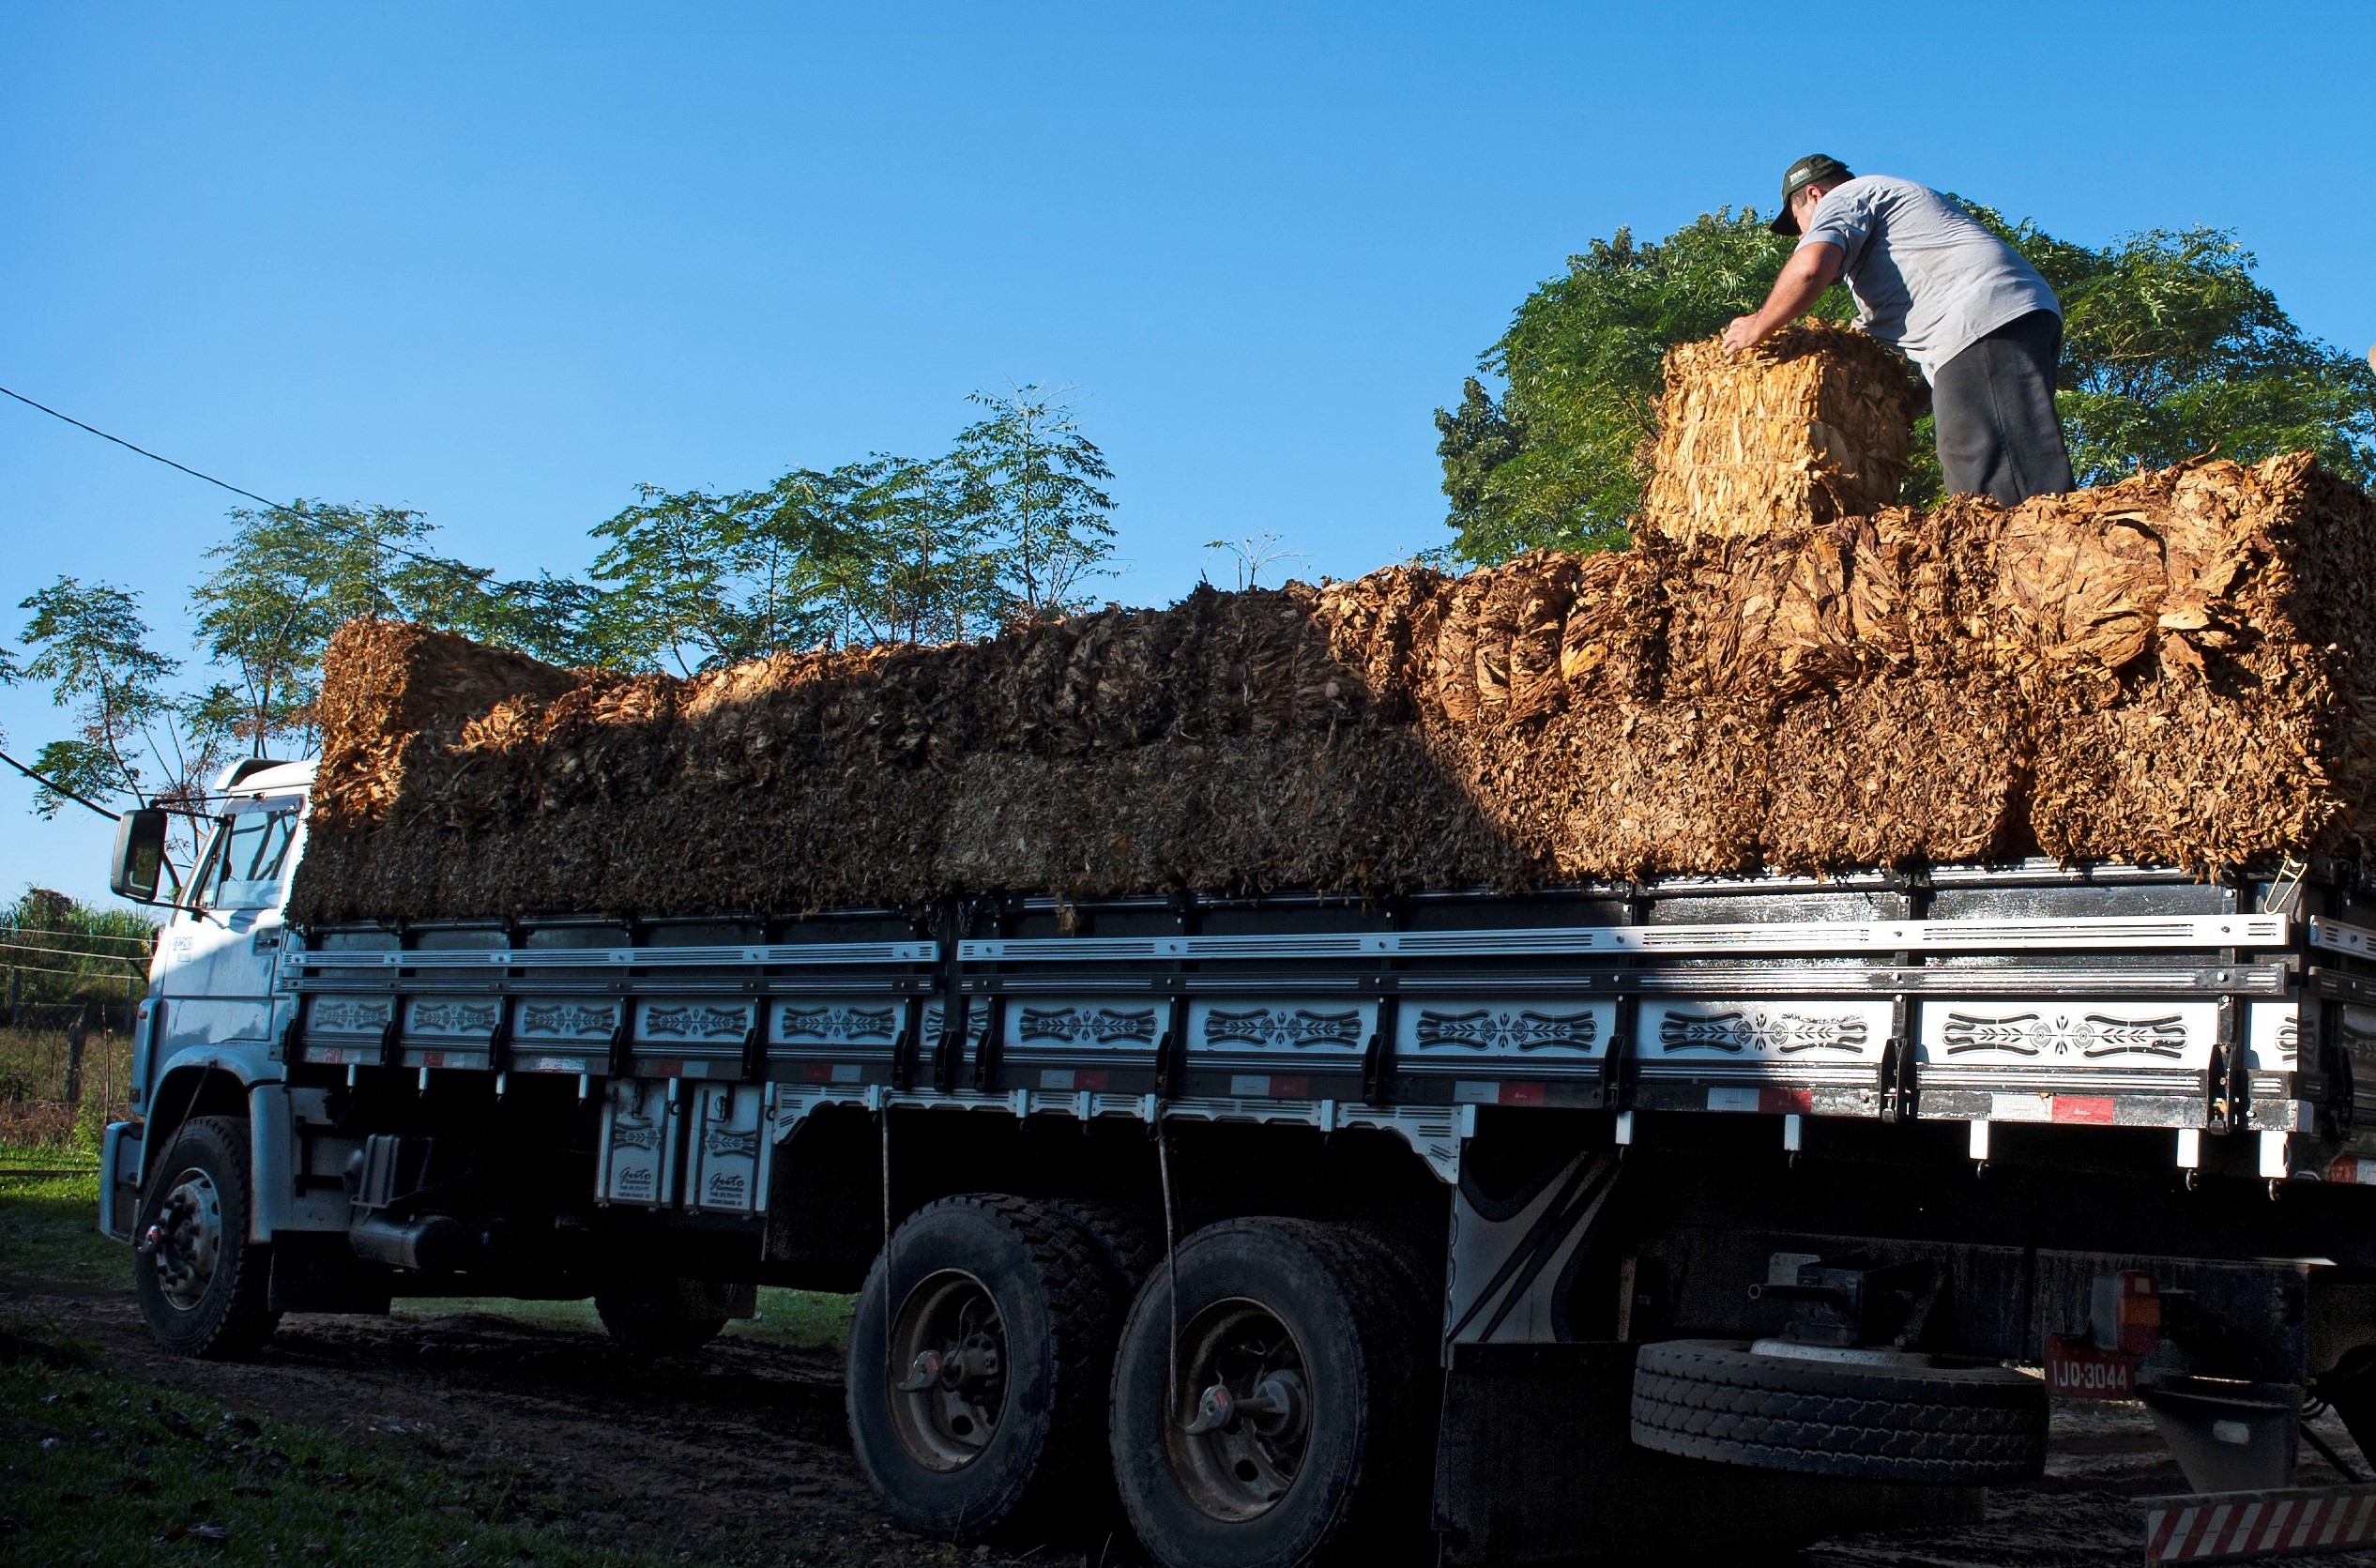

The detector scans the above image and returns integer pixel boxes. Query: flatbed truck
[98,757,2376,1563]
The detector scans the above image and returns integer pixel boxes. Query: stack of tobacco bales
[287,336,2376,925]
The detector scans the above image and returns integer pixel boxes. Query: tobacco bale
[303,621,585,838]
[1759,679,2031,869]
[1518,700,1772,879]
[1639,323,1920,543]
[2021,454,2376,869]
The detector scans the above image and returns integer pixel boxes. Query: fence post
[65,998,92,1128]
[7,967,17,1027]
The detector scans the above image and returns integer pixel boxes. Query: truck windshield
[201,809,297,911]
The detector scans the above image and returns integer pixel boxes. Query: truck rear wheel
[846,1195,1119,1540]
[1108,1219,1431,1568]
[1630,1338,2048,1484]
[132,1116,281,1360]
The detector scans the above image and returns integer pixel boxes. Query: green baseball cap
[1770,153,1852,236]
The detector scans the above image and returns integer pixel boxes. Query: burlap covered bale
[1638,323,1921,542]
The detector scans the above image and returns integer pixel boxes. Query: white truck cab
[100,758,314,1244]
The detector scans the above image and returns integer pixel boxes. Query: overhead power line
[0,747,123,822]
[0,381,460,571]
[0,383,285,510]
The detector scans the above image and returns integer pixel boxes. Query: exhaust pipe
[350,1212,468,1272]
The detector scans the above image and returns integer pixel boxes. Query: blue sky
[5,2,2371,906]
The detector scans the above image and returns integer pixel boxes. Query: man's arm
[1719,240,1845,354]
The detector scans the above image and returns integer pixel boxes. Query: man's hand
[1721,239,1847,357]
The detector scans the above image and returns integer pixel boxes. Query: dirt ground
[13,1277,2376,1568]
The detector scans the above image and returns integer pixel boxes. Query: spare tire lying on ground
[1629,1338,2048,1484]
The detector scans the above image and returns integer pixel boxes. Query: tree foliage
[8,578,235,866]
[190,501,599,754]
[1987,217,2376,490]
[586,388,1115,672]
[953,387,1117,620]
[1440,205,2376,562]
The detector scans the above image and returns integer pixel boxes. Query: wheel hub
[140,1166,223,1313]
[1167,1300,1312,1521]
[885,1271,1009,1471]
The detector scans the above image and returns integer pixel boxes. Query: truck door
[157,799,301,1055]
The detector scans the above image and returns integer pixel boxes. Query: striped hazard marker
[2144,1485,2376,1561]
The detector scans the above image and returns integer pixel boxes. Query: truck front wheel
[846,1195,1120,1540]
[1108,1219,1431,1568]
[131,1116,282,1360]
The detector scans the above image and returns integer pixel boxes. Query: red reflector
[1759,1088,1814,1115]
[801,1062,832,1083]
[1075,1069,1110,1092]
[2051,1095,2117,1125]
[1270,1075,1310,1099]
[2116,1271,2162,1354]
[1499,1082,1546,1106]
[2329,1155,2376,1185]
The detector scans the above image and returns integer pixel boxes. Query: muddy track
[14,1280,2376,1567]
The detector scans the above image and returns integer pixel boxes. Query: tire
[1042,1196,1163,1297]
[132,1116,281,1360]
[846,1195,1120,1541]
[1109,1219,1431,1568]
[1630,1338,2048,1484]
[595,1277,735,1355]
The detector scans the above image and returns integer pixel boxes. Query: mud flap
[598,1078,683,1206]
[1432,1342,1983,1564]
[686,1082,770,1214]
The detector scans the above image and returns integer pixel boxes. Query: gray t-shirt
[1796,175,2058,378]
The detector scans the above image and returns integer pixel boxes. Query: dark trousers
[1930,309,2075,506]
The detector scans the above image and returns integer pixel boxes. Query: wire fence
[0,1002,134,1163]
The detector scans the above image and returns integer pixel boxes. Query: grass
[0,1316,678,1568]
[392,1288,854,1349]
[0,1166,128,1294]
[0,1148,855,1347]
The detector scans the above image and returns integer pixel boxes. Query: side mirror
[109,808,170,903]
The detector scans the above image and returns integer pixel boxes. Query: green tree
[1443,206,2376,561]
[195,501,615,742]
[587,469,886,674]
[953,387,1117,619]
[586,389,1111,666]
[8,577,236,866]
[1976,216,2376,491]
[827,455,1004,647]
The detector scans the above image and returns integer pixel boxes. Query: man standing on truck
[1720,153,2076,507]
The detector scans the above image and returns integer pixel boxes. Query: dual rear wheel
[845,1199,1430,1568]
